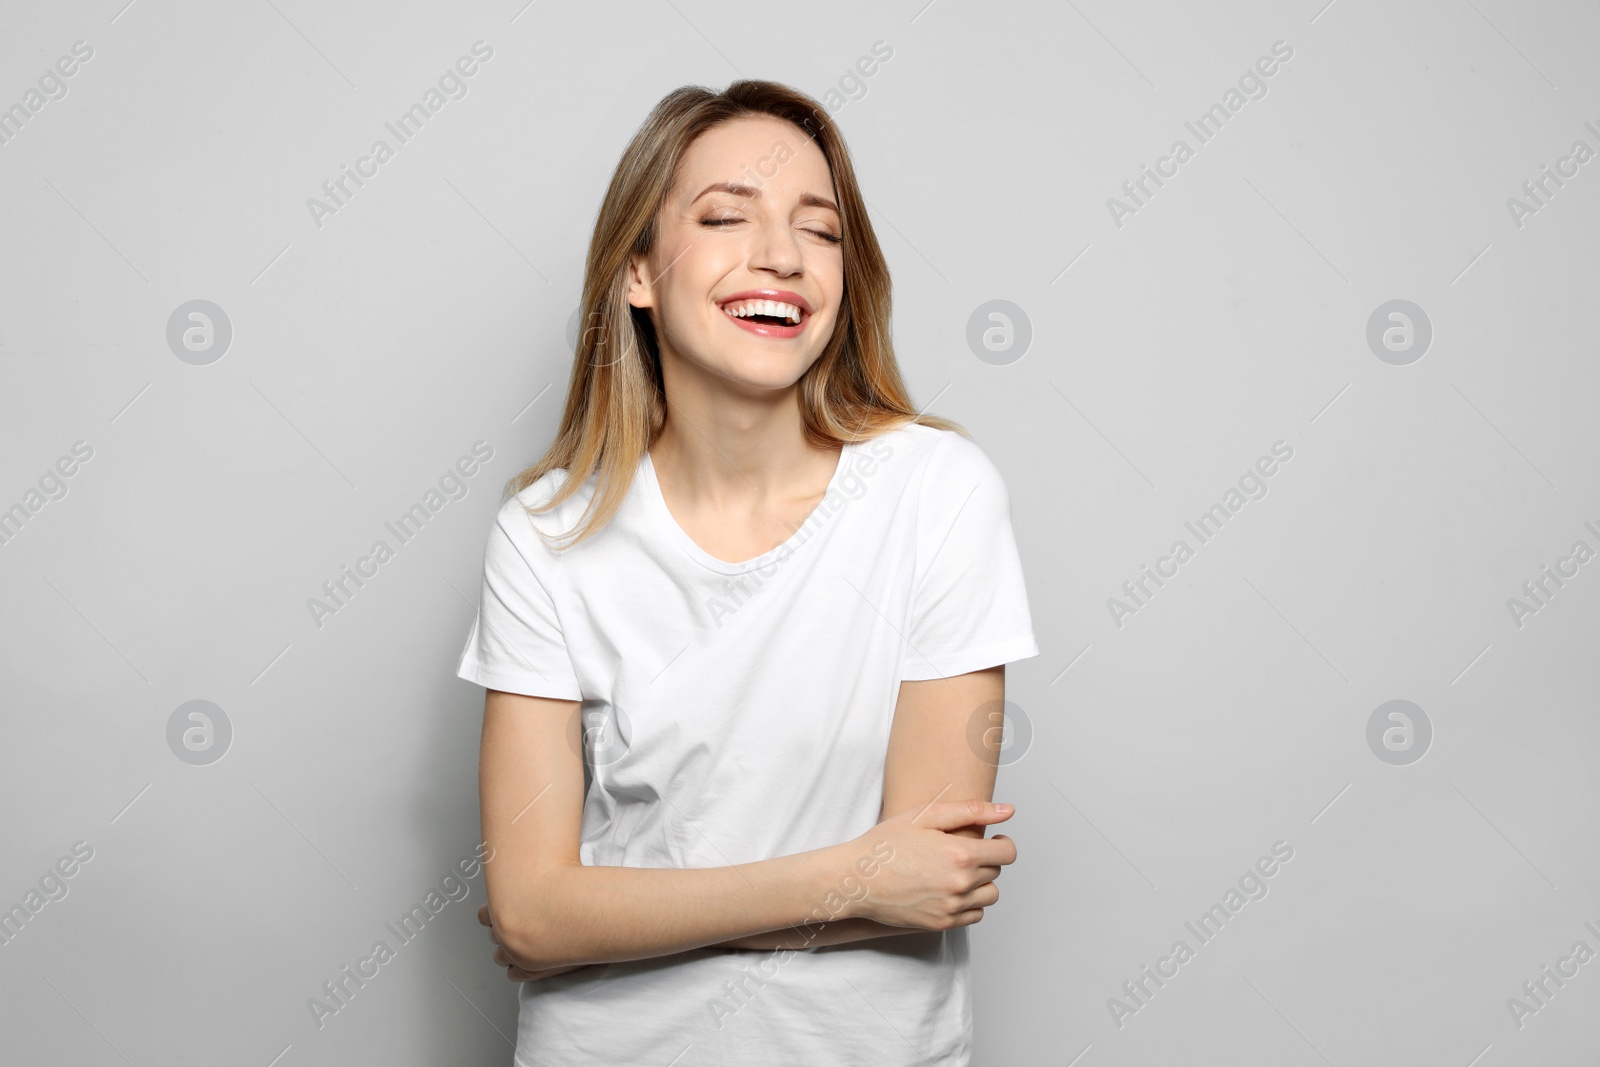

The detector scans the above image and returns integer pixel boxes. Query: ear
[625,253,654,310]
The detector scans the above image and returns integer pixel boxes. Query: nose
[747,215,804,278]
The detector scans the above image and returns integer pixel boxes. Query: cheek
[817,259,845,309]
[818,278,847,332]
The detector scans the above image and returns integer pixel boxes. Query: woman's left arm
[711,665,1009,952]
[498,667,1011,978]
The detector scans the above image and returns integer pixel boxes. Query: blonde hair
[504,78,963,548]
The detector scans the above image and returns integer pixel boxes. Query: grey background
[2,0,1596,1064]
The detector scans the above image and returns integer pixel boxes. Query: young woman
[457,79,1038,1065]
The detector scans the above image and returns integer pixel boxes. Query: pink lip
[716,289,813,340]
[717,289,813,315]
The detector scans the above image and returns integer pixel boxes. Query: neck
[650,356,836,506]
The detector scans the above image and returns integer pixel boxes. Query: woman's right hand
[836,800,1018,931]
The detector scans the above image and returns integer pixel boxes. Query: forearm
[714,917,918,951]
[712,822,988,952]
[502,841,855,970]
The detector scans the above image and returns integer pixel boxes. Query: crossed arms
[477,664,1012,974]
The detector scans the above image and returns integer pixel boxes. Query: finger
[915,800,1014,832]
[954,865,1002,892]
[478,904,491,926]
[956,881,1000,910]
[965,835,1019,867]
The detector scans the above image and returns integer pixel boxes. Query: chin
[722,368,811,394]
[681,341,813,386]
[708,354,816,394]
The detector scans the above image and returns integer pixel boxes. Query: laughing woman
[457,79,1037,1066]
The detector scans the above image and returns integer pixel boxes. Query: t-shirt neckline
[639,440,854,575]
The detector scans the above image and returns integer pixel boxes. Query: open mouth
[718,297,807,328]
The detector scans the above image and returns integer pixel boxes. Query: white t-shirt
[456,421,1038,1066]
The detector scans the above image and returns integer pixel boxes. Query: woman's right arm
[479,689,1015,972]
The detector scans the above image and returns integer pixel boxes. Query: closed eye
[699,217,842,244]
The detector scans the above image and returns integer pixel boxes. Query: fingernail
[995,803,1014,814]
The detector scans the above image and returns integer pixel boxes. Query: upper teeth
[722,298,802,323]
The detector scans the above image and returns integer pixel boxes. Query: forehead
[673,115,834,202]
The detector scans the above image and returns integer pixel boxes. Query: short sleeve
[899,433,1039,681]
[455,498,583,701]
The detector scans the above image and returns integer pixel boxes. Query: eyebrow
[690,181,840,215]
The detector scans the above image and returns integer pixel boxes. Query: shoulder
[877,423,1009,497]
[490,467,594,553]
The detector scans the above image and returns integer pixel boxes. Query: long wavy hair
[503,78,963,549]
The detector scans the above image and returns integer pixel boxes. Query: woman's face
[628,115,845,396]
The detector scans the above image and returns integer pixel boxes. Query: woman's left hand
[479,903,593,982]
